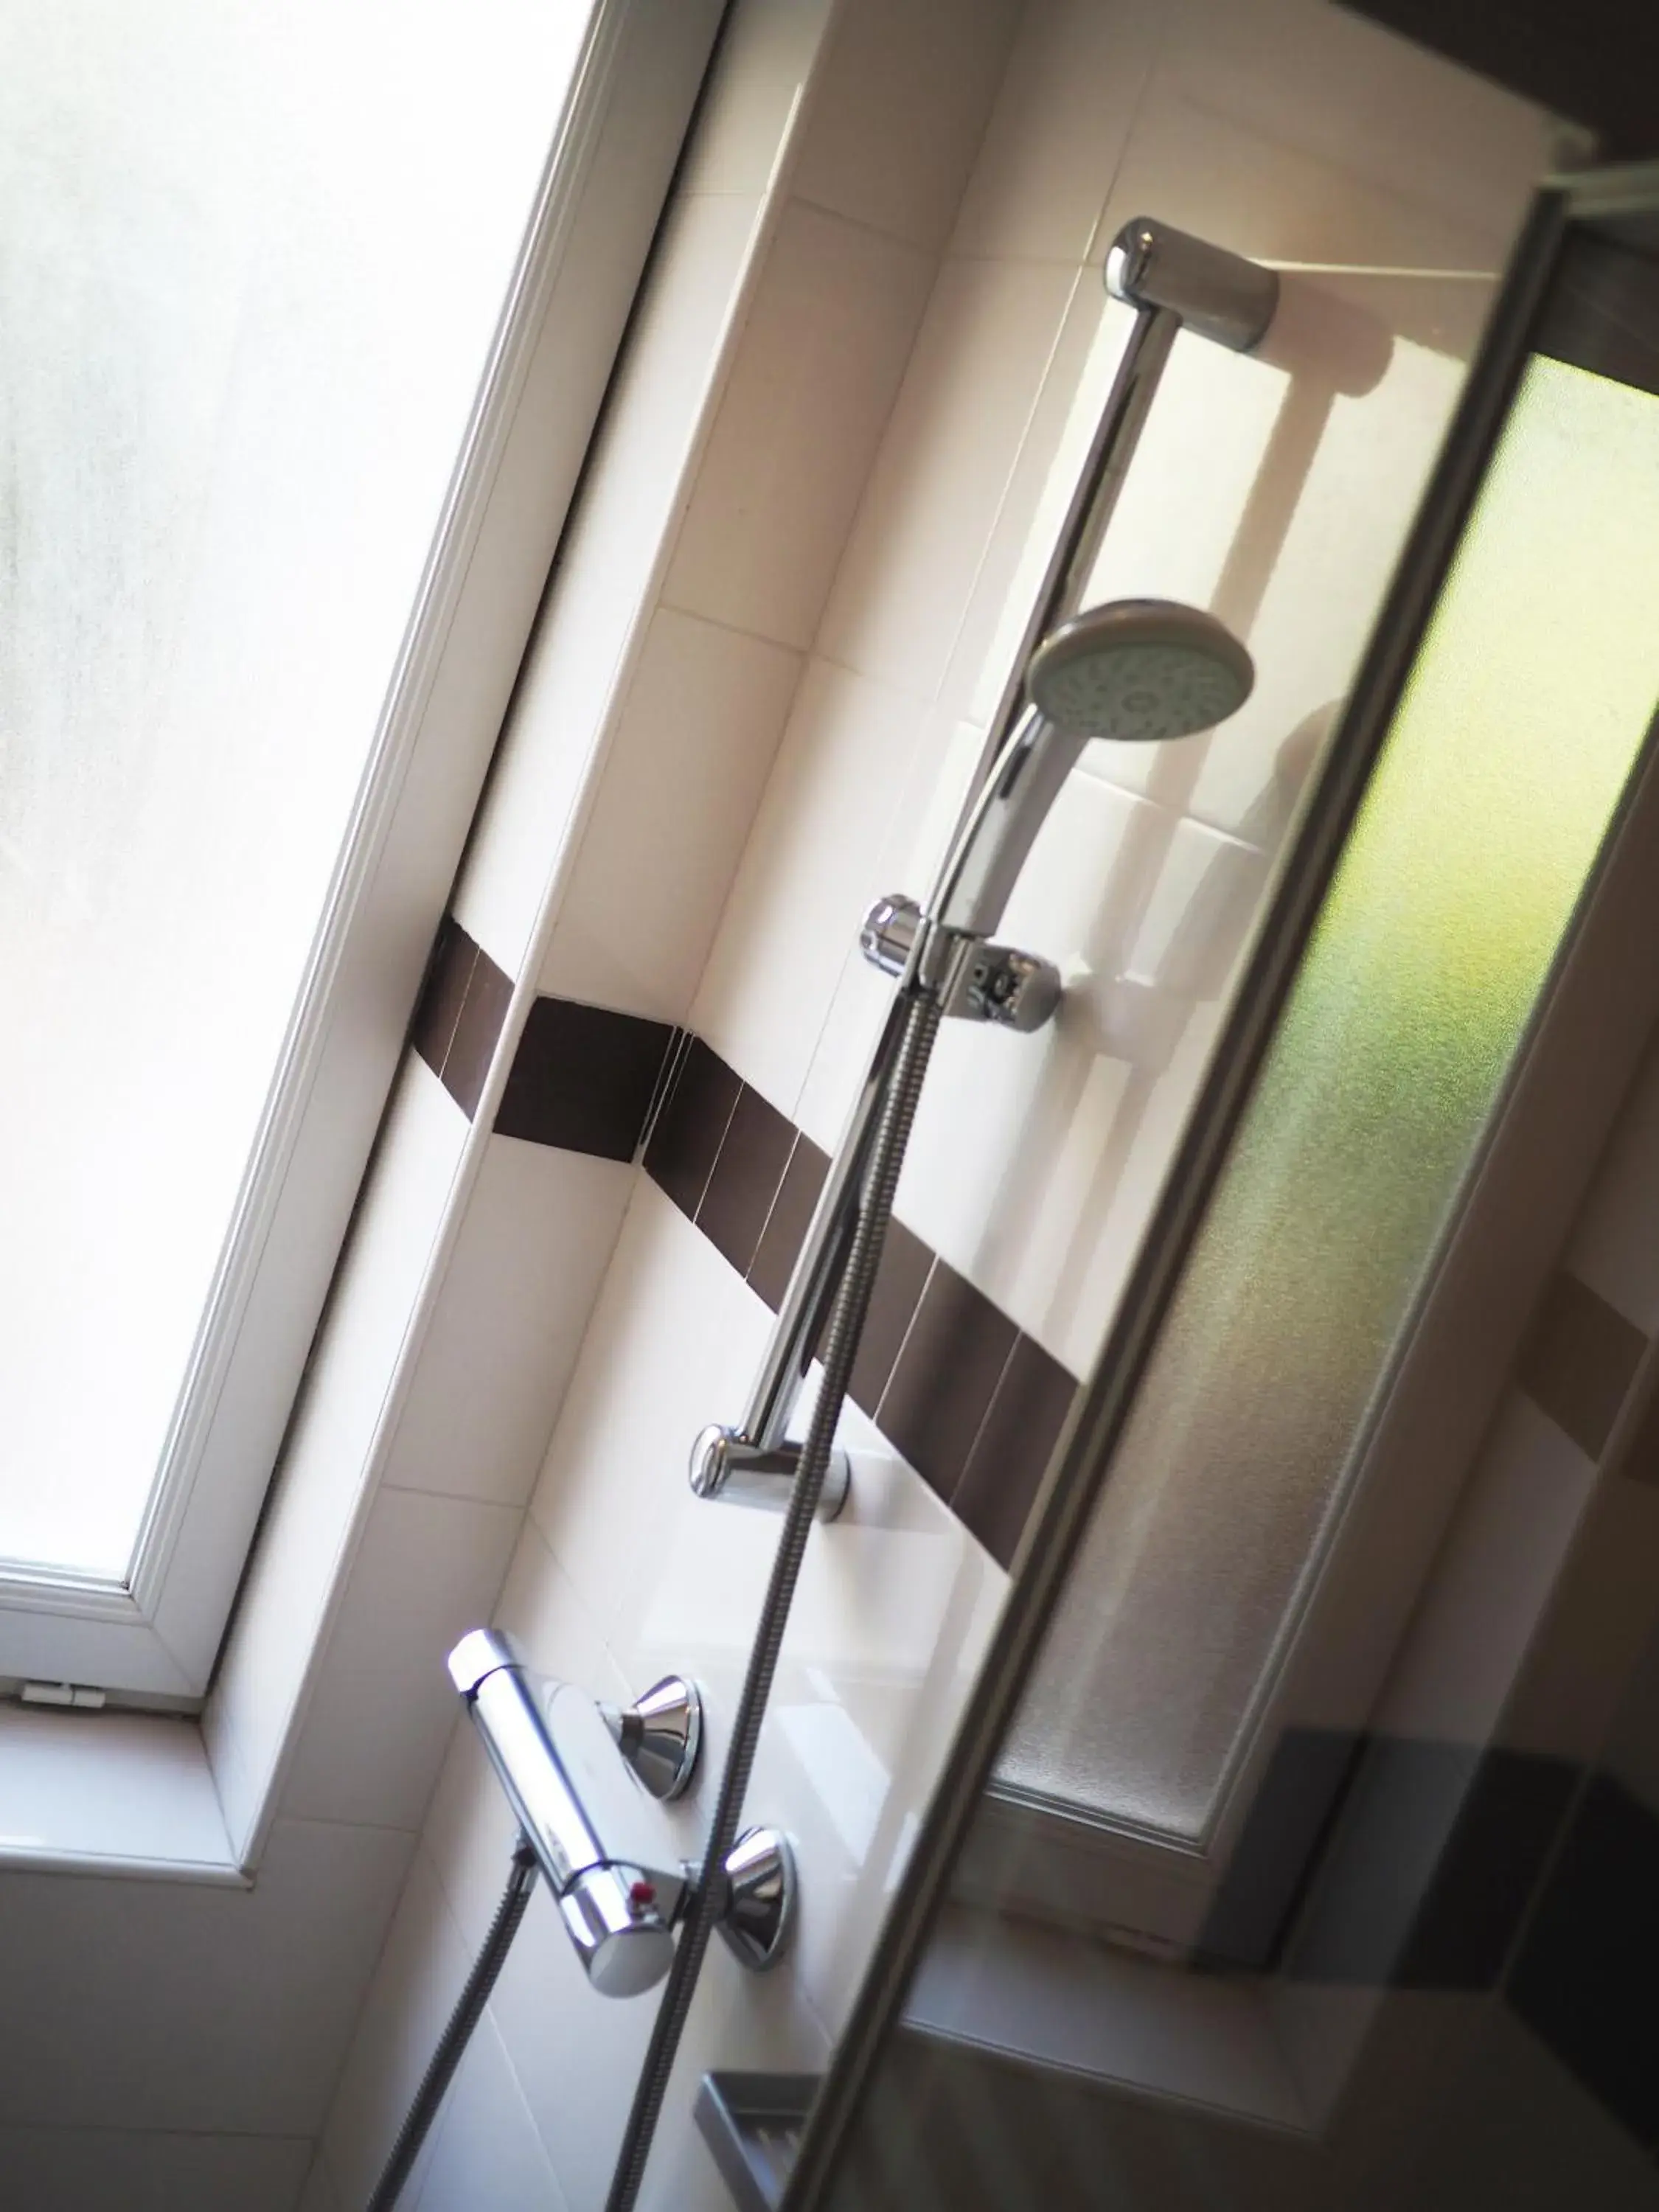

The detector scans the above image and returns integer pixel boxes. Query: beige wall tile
[791,0,1023,251]
[538,607,805,1021]
[664,200,936,650]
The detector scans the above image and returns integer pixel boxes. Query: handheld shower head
[926,599,1253,941]
[1025,598,1253,742]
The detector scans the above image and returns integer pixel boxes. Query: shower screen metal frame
[785,156,1659,2203]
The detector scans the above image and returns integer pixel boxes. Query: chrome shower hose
[604,984,945,2212]
[365,1835,539,2211]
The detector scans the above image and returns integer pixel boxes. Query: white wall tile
[412,2010,568,2212]
[675,0,835,201]
[538,609,804,1020]
[493,1512,635,1712]
[792,702,993,1156]
[479,1883,658,2212]
[206,1058,467,1861]
[790,0,1022,252]
[664,199,936,652]
[456,189,766,978]
[930,272,1107,738]
[282,1488,524,1834]
[523,1194,1006,2043]
[691,656,932,1114]
[950,0,1162,264]
[530,1187,775,1644]
[888,769,1186,1364]
[1178,279,1489,839]
[421,1722,529,1961]
[386,1138,635,1506]
[322,1847,470,2209]
[0,1818,412,2138]
[818,252,1084,704]
[0,2128,313,2212]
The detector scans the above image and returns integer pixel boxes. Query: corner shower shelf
[695,2073,821,2211]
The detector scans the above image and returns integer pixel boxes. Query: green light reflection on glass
[1005,354,1659,1839]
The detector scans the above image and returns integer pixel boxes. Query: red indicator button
[629,1879,657,1909]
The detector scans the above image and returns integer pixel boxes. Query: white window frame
[0,0,726,1703]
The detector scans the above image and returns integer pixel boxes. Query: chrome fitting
[449,1630,692,1999]
[602,1674,702,1802]
[1104,216,1279,354]
[710,1826,796,1972]
[956,941,1064,1031]
[860,894,1062,1033]
[689,1425,851,1520]
[449,1633,798,1991]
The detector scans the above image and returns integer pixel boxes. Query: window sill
[0,1704,247,1886]
[902,1902,1307,2133]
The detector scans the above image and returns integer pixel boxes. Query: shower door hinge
[19,1680,107,1710]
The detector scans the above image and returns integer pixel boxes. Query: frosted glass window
[0,1,593,1580]
[1000,352,1659,1840]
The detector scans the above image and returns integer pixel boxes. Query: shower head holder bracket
[689,1426,852,1518]
[860,894,1062,1032]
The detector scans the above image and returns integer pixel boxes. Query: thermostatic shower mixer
[448,1631,794,1994]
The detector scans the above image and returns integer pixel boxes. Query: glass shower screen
[785,167,1659,2212]
[998,328,1659,1844]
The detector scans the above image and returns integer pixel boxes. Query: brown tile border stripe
[410,917,514,1119]
[408,919,1078,1568]
[644,1032,1079,1568]
[495,995,675,1160]
[410,917,679,1159]
[1519,1269,1646,1461]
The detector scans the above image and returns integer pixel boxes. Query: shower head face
[1026,599,1253,742]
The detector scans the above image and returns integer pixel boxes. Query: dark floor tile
[748,1135,831,1313]
[698,1085,797,1275]
[847,1220,934,1419]
[950,1332,1077,1568]
[1520,1270,1646,1461]
[1198,1728,1366,1972]
[877,1262,1018,1503]
[1509,1774,1659,2143]
[409,914,477,1078]
[643,1036,741,1220]
[493,997,675,1160]
[442,943,513,1119]
[1288,1738,1578,1989]
[1397,1747,1579,1989]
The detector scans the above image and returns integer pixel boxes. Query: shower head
[1025,598,1254,742]
[926,599,1253,941]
